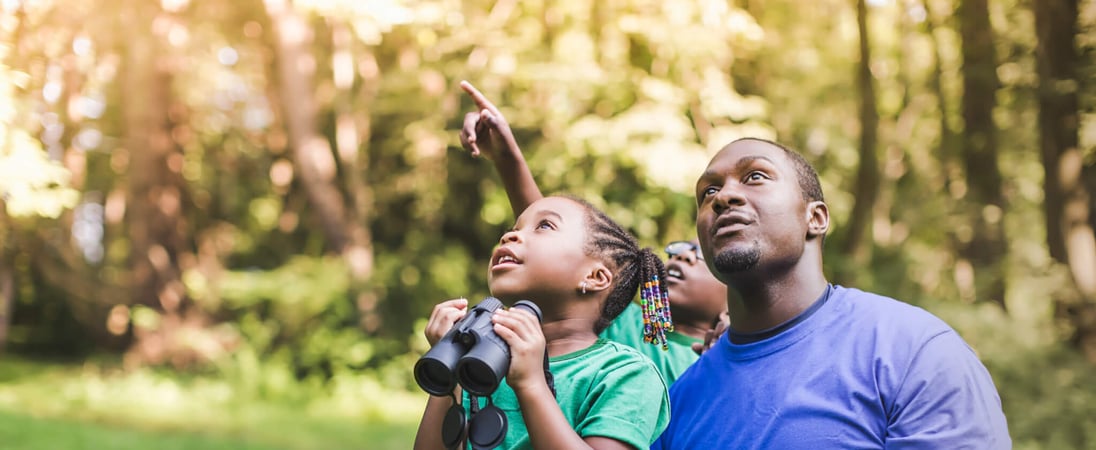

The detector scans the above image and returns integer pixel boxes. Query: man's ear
[581,264,613,294]
[806,201,829,239]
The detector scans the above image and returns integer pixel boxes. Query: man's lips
[711,211,754,237]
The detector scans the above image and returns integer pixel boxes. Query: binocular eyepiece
[414,298,542,396]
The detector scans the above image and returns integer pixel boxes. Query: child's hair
[563,195,674,348]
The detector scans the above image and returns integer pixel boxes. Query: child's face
[664,239,727,323]
[487,197,594,303]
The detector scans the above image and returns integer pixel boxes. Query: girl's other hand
[491,307,547,392]
[424,298,469,346]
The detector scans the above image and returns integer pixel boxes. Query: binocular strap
[543,348,556,398]
[442,394,509,450]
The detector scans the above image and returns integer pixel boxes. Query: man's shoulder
[833,285,951,333]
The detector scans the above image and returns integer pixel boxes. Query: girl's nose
[670,251,697,265]
[499,230,521,245]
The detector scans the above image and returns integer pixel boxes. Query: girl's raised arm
[459,81,543,216]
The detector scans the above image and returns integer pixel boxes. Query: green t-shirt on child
[599,302,702,385]
[464,339,669,449]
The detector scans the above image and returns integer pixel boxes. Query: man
[653,138,1010,449]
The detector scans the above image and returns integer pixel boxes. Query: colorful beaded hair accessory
[641,275,674,350]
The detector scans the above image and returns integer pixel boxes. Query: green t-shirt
[598,302,702,385]
[464,339,670,449]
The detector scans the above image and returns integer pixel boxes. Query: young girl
[456,81,726,383]
[412,195,672,449]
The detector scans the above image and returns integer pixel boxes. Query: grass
[0,356,422,449]
[0,409,419,450]
[0,410,280,450]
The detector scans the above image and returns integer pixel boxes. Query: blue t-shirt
[652,285,1010,450]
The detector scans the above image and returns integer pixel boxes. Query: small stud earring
[580,281,587,295]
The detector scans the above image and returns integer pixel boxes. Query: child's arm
[413,395,457,450]
[413,299,469,450]
[459,81,543,216]
[492,309,636,450]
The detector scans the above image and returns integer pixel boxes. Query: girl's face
[487,197,596,303]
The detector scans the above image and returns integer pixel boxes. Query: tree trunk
[921,0,958,185]
[841,0,881,269]
[122,1,193,365]
[957,0,1007,309]
[266,2,379,327]
[331,21,376,283]
[0,203,12,353]
[330,21,382,330]
[266,0,358,254]
[1034,0,1096,360]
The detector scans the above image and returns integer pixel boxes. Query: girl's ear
[806,200,829,239]
[580,263,613,294]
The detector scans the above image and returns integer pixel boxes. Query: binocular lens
[414,357,458,396]
[457,339,510,396]
[457,360,500,396]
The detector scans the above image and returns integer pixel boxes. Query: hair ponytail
[637,248,674,349]
[565,196,674,348]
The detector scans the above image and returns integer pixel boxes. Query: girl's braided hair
[564,196,674,348]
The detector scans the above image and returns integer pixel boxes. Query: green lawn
[0,357,422,449]
[0,410,277,450]
[0,409,417,450]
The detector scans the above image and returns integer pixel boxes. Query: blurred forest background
[0,0,1094,448]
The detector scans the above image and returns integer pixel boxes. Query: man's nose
[712,185,746,213]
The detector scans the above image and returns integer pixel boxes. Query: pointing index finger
[460,80,501,116]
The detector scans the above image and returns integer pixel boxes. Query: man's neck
[723,261,828,334]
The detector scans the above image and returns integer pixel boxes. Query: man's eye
[745,171,768,182]
[700,186,720,200]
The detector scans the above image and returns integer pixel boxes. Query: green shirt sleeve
[572,343,670,449]
[599,302,702,384]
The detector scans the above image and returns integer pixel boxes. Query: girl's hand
[424,298,469,346]
[459,81,520,160]
[491,307,547,393]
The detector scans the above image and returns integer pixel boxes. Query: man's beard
[712,244,761,274]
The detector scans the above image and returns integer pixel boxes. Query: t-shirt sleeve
[575,356,671,449]
[885,330,1011,449]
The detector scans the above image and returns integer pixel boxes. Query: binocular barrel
[414,298,542,397]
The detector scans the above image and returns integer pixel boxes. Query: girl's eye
[537,220,555,230]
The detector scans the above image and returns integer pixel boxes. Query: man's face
[664,240,727,323]
[694,140,811,281]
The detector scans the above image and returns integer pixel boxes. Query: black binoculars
[414,297,542,396]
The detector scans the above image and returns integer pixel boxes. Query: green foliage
[2,0,1095,447]
[0,63,78,219]
[192,256,371,381]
